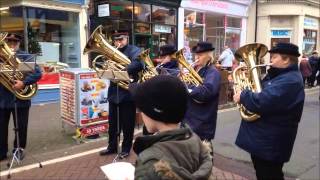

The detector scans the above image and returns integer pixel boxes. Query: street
[0,87,318,180]
[214,87,320,180]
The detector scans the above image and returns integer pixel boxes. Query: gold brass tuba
[232,43,268,121]
[0,32,38,100]
[83,25,131,89]
[173,48,203,86]
[137,48,158,82]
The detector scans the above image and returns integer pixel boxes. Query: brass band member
[156,44,179,76]
[0,33,42,161]
[233,43,305,179]
[99,29,143,159]
[142,44,179,136]
[183,42,221,141]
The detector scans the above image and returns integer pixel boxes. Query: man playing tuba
[233,43,305,180]
[0,33,42,161]
[99,29,143,159]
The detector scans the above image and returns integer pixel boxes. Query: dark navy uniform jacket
[236,64,305,163]
[184,65,221,140]
[0,50,42,108]
[107,44,143,104]
[156,60,179,76]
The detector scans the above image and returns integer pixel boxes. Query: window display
[303,29,317,54]
[0,6,81,68]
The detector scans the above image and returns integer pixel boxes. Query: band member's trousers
[108,101,135,153]
[0,107,30,157]
[251,155,284,180]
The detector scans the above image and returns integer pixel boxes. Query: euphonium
[232,43,268,121]
[83,25,131,89]
[173,48,203,86]
[137,48,158,82]
[0,32,38,100]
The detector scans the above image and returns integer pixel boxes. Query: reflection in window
[0,6,24,49]
[109,0,132,20]
[26,7,80,67]
[101,19,132,44]
[135,23,150,34]
[225,29,241,52]
[152,25,176,57]
[133,3,150,22]
[227,17,241,28]
[152,5,176,25]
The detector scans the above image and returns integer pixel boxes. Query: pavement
[0,148,248,180]
[0,99,248,179]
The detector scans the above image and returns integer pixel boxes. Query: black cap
[5,33,23,41]
[159,44,177,56]
[269,42,300,57]
[111,29,129,40]
[192,42,215,53]
[130,75,188,124]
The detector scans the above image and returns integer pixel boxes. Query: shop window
[109,0,133,20]
[26,7,81,67]
[133,2,151,22]
[152,24,176,57]
[101,19,132,44]
[152,5,176,25]
[225,29,241,52]
[0,6,25,49]
[227,17,241,28]
[303,29,317,54]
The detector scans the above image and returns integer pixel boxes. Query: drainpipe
[254,0,258,42]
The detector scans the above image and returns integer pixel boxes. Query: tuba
[0,32,38,100]
[232,43,268,121]
[173,48,203,86]
[137,48,158,82]
[83,25,131,89]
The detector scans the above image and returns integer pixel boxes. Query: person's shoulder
[138,145,163,163]
[127,44,140,51]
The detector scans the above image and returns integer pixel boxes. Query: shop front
[89,0,180,59]
[0,0,89,104]
[303,17,318,54]
[179,0,251,105]
[179,0,251,61]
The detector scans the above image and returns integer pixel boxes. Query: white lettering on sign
[181,0,249,17]
[304,17,318,30]
[154,24,171,33]
[98,4,110,17]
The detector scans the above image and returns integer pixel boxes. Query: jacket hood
[133,127,213,180]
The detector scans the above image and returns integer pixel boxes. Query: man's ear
[283,56,291,65]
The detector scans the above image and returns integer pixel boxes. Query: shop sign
[304,17,318,30]
[271,30,291,37]
[154,24,171,33]
[98,4,110,17]
[52,0,85,5]
[181,0,249,17]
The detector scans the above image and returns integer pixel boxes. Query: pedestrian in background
[218,45,234,71]
[299,53,312,87]
[307,50,319,87]
[233,43,305,180]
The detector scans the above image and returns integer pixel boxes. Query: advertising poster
[60,71,76,124]
[78,73,109,126]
